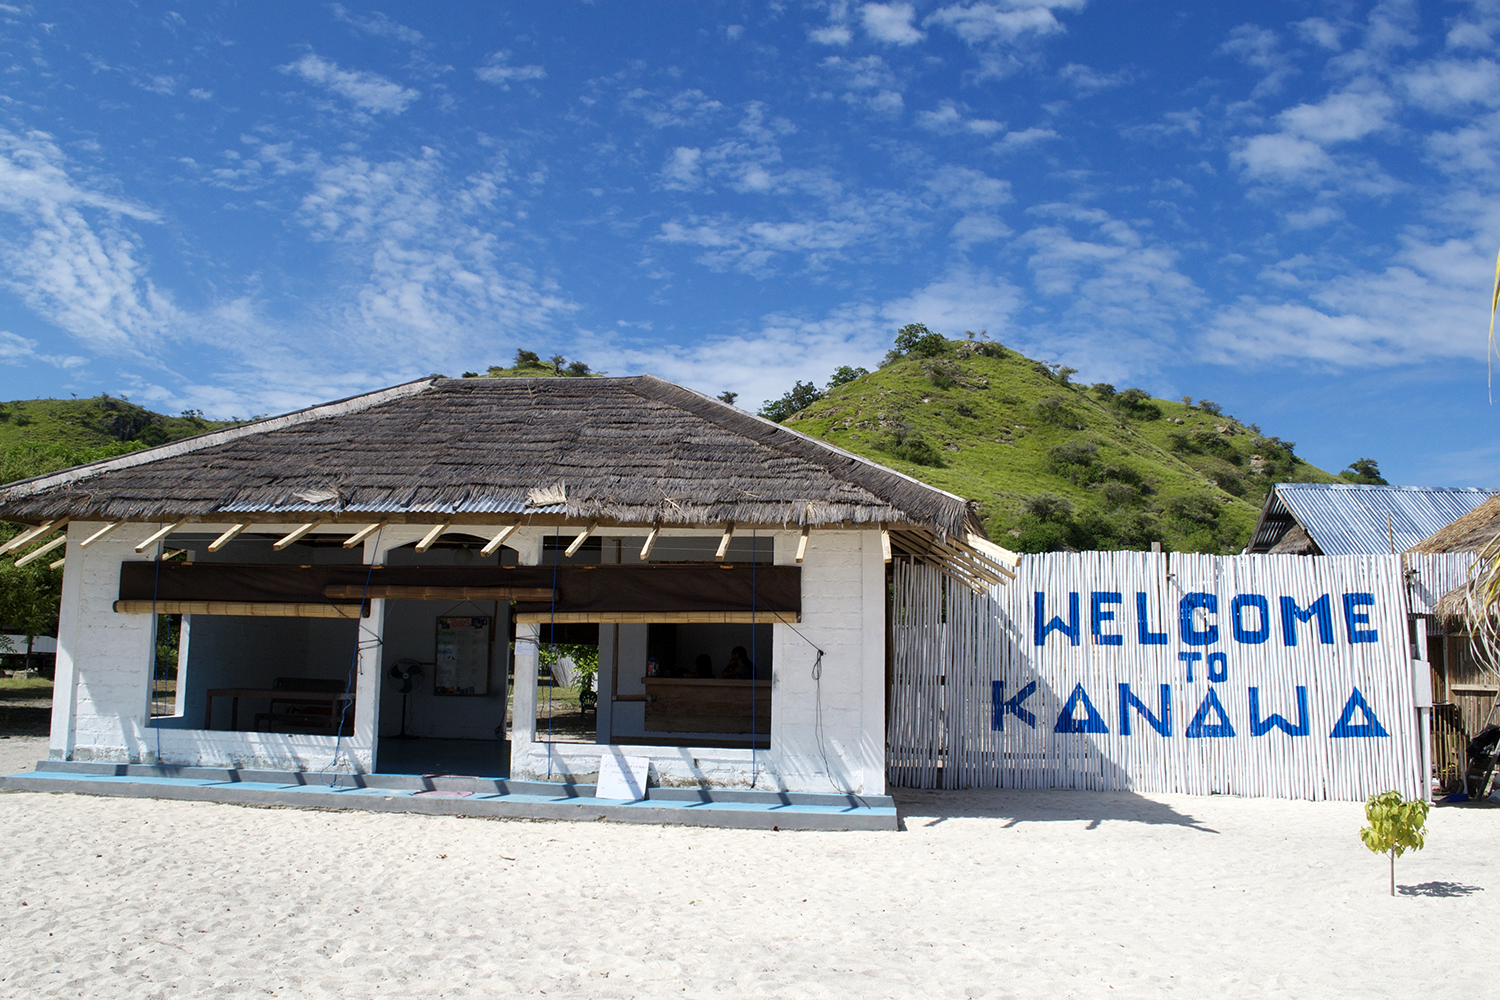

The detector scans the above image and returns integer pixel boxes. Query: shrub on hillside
[925,361,958,390]
[1112,388,1161,421]
[1031,395,1076,426]
[1162,492,1221,526]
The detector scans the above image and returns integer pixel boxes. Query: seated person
[694,653,715,678]
[721,645,755,679]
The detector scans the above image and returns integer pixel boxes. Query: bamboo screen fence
[888,552,1426,801]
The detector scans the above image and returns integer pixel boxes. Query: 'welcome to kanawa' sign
[887,552,1424,800]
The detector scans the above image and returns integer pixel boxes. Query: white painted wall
[53,521,889,792]
[51,521,380,771]
[509,528,887,795]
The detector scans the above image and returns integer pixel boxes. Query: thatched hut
[0,376,1014,796]
[1405,496,1500,791]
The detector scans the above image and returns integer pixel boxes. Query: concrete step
[4,762,897,831]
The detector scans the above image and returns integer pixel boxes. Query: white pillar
[362,525,429,771]
[860,529,888,796]
[52,522,159,763]
[509,530,544,774]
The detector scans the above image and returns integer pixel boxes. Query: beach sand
[0,769,1493,999]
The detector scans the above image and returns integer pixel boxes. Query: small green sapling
[1359,790,1429,896]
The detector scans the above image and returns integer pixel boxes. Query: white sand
[0,780,1494,999]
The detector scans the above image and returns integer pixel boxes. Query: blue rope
[150,537,164,764]
[750,529,757,787]
[547,526,560,777]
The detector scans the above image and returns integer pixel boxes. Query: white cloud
[0,129,177,357]
[475,51,546,88]
[1204,230,1500,368]
[950,214,1011,247]
[332,4,425,45]
[1232,87,1395,187]
[599,268,1023,408]
[820,55,907,116]
[927,165,1011,210]
[1058,62,1129,94]
[1218,24,1296,96]
[281,53,419,114]
[622,88,724,128]
[915,101,1004,135]
[861,3,924,45]
[660,147,703,190]
[810,24,853,45]
[1293,17,1343,51]
[1276,88,1394,144]
[993,126,1059,150]
[1401,58,1500,112]
[294,148,575,357]
[927,1,1080,46]
[0,330,85,368]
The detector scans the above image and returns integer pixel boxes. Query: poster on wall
[434,616,491,696]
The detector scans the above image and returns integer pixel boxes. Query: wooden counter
[643,678,770,735]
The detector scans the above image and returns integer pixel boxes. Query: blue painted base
[0,762,897,831]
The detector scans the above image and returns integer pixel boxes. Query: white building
[0,376,1012,797]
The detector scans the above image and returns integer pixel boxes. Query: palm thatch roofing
[1406,492,1500,554]
[0,376,986,542]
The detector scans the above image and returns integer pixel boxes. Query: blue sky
[1,1,1497,485]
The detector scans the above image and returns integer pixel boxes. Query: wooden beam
[880,523,892,564]
[324,585,553,601]
[479,523,519,557]
[207,523,249,553]
[564,522,598,558]
[965,531,1021,568]
[413,521,450,553]
[14,535,67,567]
[342,521,387,549]
[135,519,187,553]
[113,600,364,619]
[639,522,661,560]
[48,557,66,571]
[78,521,121,549]
[515,610,799,625]
[795,526,809,564]
[1,520,64,555]
[272,520,323,551]
[715,522,735,562]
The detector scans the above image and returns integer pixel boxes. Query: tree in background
[1341,458,1388,485]
[716,391,738,405]
[827,365,869,388]
[0,442,136,671]
[759,380,824,422]
[883,323,948,364]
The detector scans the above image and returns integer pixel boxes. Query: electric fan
[388,658,425,739]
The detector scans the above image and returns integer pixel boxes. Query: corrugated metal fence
[888,552,1429,800]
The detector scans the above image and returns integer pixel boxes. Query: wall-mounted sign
[434,616,491,696]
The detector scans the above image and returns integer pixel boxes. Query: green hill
[770,332,1346,554]
[0,395,231,452]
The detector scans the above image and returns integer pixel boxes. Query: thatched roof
[1406,493,1500,554]
[0,376,983,540]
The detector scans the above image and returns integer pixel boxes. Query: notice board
[434,616,491,696]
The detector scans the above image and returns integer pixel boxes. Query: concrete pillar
[363,525,429,770]
[860,529,888,796]
[508,530,544,774]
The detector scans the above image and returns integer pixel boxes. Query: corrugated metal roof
[1249,484,1496,556]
